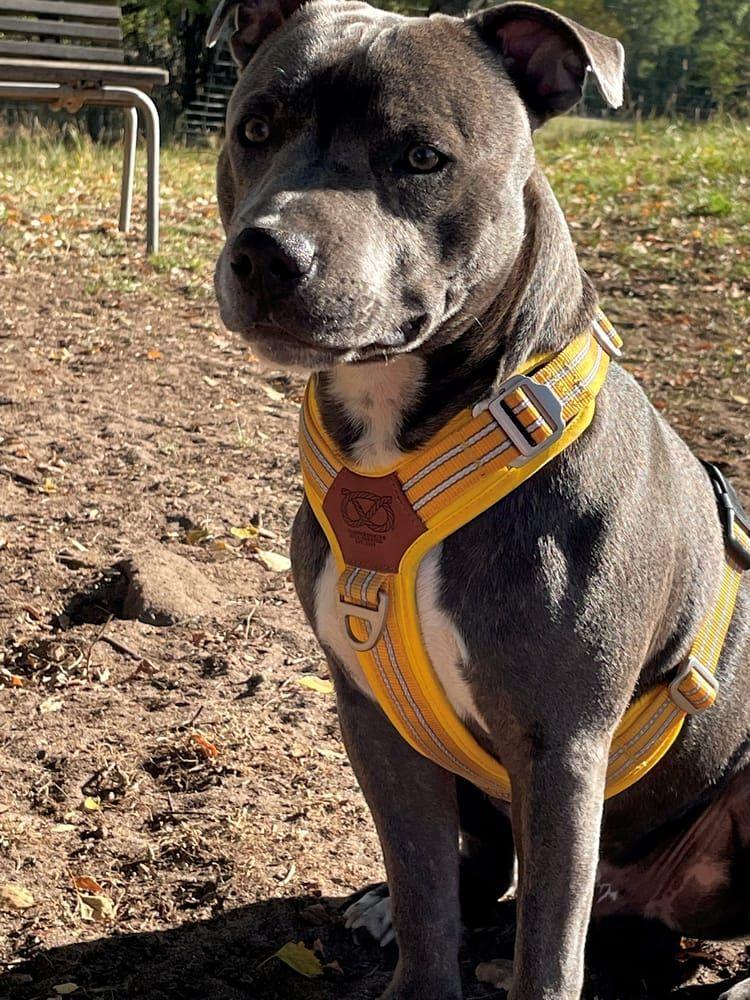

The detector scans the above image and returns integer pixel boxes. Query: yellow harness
[300,312,750,800]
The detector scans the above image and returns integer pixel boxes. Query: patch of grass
[536,117,750,319]
[1,118,748,320]
[0,126,222,298]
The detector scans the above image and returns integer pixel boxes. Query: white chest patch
[313,544,490,733]
[312,354,490,734]
[326,354,424,469]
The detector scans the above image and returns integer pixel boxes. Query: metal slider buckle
[338,590,389,652]
[668,656,719,716]
[487,374,565,468]
[591,316,623,359]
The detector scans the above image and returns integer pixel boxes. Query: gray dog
[208,1,750,996]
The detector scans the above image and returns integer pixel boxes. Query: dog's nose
[230,228,315,298]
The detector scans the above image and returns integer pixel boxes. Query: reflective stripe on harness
[299,311,748,801]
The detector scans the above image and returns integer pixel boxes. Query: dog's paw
[475,958,514,992]
[344,885,394,947]
[720,979,750,1000]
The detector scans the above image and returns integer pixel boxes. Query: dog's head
[211,0,623,368]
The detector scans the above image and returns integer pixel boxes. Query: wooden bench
[0,0,169,253]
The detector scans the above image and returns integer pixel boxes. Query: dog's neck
[317,166,597,471]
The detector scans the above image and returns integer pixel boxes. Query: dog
[209,1,750,996]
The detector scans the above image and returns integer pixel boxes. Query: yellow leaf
[298,676,334,695]
[185,526,211,545]
[54,984,78,995]
[230,525,259,540]
[42,477,57,494]
[256,550,291,573]
[271,941,324,978]
[0,883,35,911]
[78,892,115,923]
[731,394,748,406]
[82,796,101,812]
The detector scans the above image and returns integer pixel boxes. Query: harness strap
[300,312,748,801]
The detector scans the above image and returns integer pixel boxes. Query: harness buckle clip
[668,655,719,716]
[488,374,565,468]
[338,590,389,652]
[702,461,750,571]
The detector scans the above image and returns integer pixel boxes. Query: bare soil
[1,188,749,999]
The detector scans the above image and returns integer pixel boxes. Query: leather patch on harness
[323,469,425,573]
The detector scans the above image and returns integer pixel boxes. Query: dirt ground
[1,131,749,1000]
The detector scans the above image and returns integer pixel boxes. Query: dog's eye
[404,144,445,174]
[240,115,271,146]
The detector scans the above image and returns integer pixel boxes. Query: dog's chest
[311,358,488,731]
[313,545,488,730]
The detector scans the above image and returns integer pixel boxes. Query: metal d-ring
[339,590,389,652]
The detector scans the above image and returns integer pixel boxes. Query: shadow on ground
[1,893,744,1000]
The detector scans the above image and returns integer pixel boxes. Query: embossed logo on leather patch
[341,490,396,533]
[323,469,425,573]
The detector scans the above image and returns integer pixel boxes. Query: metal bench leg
[0,83,163,256]
[119,106,138,234]
[102,86,161,255]
[141,93,161,256]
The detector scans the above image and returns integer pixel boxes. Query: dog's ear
[469,2,624,123]
[206,0,305,68]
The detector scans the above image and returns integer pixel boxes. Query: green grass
[0,127,222,298]
[538,119,750,291]
[1,118,748,313]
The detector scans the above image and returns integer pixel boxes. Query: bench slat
[0,0,120,21]
[0,16,121,39]
[0,38,123,60]
[0,55,167,86]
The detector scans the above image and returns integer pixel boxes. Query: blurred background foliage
[1,0,748,141]
[118,0,749,132]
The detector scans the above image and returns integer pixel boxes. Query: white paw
[344,888,395,947]
[720,981,750,1000]
[475,958,514,991]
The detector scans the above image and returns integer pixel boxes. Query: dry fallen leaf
[73,875,105,895]
[267,941,324,978]
[0,883,35,911]
[230,525,259,540]
[39,696,63,714]
[185,526,212,545]
[298,676,334,695]
[261,383,285,402]
[256,549,291,573]
[191,732,220,758]
[53,984,79,995]
[78,891,116,923]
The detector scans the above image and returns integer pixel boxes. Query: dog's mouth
[238,313,432,367]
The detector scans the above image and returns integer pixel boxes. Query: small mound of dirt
[119,544,224,627]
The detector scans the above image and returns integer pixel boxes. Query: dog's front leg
[509,738,608,1000]
[333,662,463,1000]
